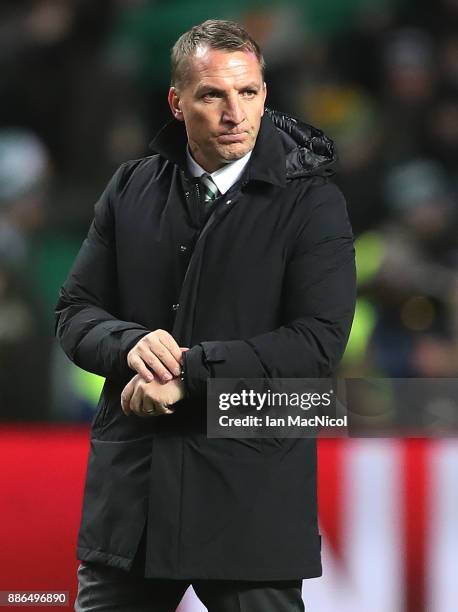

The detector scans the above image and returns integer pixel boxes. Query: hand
[121,374,186,418]
[127,329,189,383]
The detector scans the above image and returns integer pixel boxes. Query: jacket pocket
[77,437,152,563]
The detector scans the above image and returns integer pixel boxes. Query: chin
[219,143,252,162]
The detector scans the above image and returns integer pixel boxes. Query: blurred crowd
[0,0,457,423]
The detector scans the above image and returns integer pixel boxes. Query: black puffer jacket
[55,109,356,580]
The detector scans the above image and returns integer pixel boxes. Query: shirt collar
[185,146,252,195]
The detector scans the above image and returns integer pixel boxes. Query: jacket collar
[148,108,336,186]
[149,113,287,188]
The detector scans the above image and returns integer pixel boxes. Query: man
[55,19,356,612]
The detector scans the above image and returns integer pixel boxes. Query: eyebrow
[196,82,261,95]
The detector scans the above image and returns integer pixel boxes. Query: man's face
[168,47,267,173]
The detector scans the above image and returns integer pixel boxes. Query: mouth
[217,132,248,144]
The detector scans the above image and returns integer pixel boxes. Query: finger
[128,354,154,382]
[121,376,137,415]
[121,387,131,416]
[138,345,177,382]
[141,396,157,418]
[157,330,183,361]
[128,352,154,381]
[152,337,182,376]
[157,341,182,377]
[179,347,190,362]
[148,400,174,416]
[130,382,145,417]
[156,333,183,371]
[141,385,175,417]
[140,395,173,418]
[142,333,181,375]
[121,395,131,416]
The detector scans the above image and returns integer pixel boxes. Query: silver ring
[143,405,156,415]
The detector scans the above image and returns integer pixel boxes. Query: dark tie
[200,173,220,205]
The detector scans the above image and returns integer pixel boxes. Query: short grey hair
[171,19,265,90]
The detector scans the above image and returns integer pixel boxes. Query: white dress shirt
[186,146,252,195]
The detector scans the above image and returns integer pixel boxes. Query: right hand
[127,329,188,383]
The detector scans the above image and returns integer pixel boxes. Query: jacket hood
[265,108,336,179]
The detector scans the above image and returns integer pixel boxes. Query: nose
[222,93,245,125]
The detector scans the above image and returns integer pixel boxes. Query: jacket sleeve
[184,181,356,398]
[54,164,150,382]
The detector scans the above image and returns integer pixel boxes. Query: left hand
[121,374,186,417]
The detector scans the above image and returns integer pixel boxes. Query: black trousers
[74,561,305,612]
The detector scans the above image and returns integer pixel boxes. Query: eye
[241,89,257,98]
[202,91,222,99]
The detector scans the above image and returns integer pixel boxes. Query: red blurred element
[0,428,439,612]
[402,438,430,612]
[318,438,344,562]
[0,425,89,610]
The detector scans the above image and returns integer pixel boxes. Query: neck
[187,147,225,174]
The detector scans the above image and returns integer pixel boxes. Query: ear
[168,87,184,121]
[261,82,267,115]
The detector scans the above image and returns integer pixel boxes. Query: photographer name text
[218,415,347,428]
